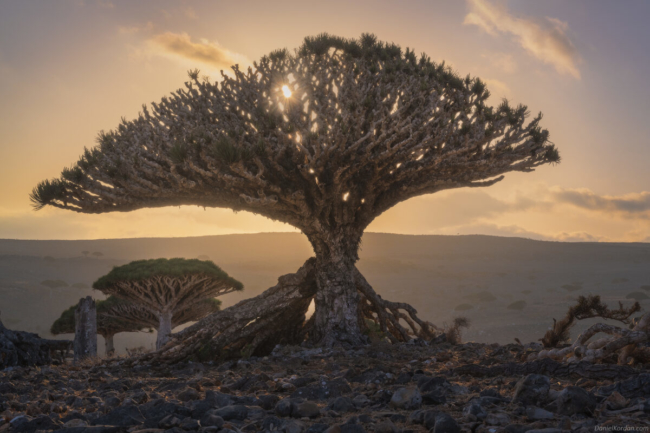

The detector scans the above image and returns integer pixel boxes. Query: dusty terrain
[2,341,650,433]
[1,233,649,355]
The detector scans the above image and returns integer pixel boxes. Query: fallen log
[1,317,72,368]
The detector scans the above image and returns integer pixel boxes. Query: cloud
[552,187,650,218]
[464,0,581,79]
[483,78,511,98]
[554,232,606,242]
[148,32,248,69]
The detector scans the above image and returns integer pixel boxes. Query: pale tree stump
[74,296,97,363]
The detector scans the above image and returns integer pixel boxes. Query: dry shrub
[445,317,470,345]
[541,295,641,348]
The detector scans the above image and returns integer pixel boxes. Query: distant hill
[1,233,649,355]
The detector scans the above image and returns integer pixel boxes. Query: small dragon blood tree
[51,297,146,355]
[92,259,241,349]
[51,296,222,355]
[32,33,559,355]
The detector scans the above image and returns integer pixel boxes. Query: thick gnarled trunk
[311,257,365,346]
[157,310,173,350]
[308,228,366,347]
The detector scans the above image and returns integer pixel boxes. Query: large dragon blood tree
[92,258,241,349]
[32,33,559,354]
[51,296,222,355]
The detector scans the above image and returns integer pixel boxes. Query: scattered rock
[390,387,421,410]
[526,406,554,421]
[513,374,550,406]
[555,386,595,416]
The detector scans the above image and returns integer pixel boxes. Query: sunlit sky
[1,0,650,242]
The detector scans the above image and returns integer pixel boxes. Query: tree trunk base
[138,258,439,364]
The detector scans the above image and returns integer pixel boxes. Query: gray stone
[275,398,294,417]
[486,412,511,426]
[213,404,248,420]
[526,406,555,421]
[556,386,596,416]
[177,387,200,402]
[462,403,487,421]
[285,420,306,433]
[352,394,370,408]
[374,420,398,433]
[293,401,320,418]
[513,374,551,406]
[389,387,422,410]
[425,411,460,433]
[200,412,224,428]
[329,397,355,413]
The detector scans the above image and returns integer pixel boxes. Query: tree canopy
[31,32,558,245]
[93,258,242,291]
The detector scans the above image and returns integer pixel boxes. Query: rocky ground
[1,341,650,433]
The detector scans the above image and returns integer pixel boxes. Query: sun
[281,85,292,98]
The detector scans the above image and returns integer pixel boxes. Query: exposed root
[135,259,440,364]
[541,295,641,348]
[355,268,438,343]
[532,304,649,365]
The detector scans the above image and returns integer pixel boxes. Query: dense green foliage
[93,258,243,291]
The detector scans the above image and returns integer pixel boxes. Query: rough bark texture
[33,34,560,348]
[311,258,363,346]
[74,296,97,363]
[0,316,71,368]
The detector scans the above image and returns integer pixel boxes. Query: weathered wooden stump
[74,296,97,363]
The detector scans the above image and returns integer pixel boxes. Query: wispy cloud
[483,78,511,98]
[148,32,248,69]
[464,0,581,79]
[552,187,650,218]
